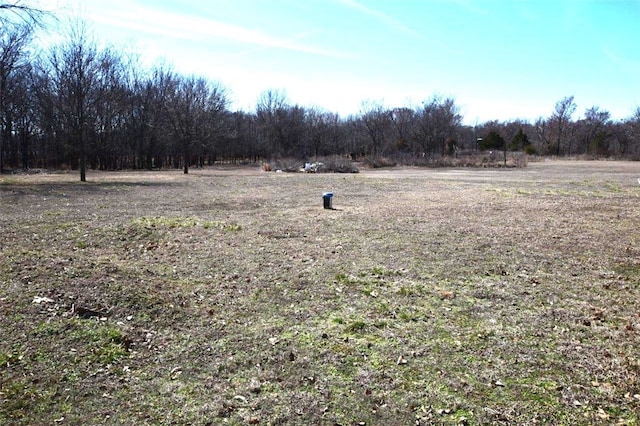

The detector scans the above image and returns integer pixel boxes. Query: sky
[43,0,640,124]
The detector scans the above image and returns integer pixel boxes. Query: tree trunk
[21,131,29,170]
[183,143,189,174]
[79,135,86,181]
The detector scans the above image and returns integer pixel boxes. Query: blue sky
[50,0,640,124]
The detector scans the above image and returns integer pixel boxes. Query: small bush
[362,156,397,168]
[313,156,359,173]
[268,158,302,173]
[512,152,528,168]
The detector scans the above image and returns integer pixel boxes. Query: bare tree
[389,107,417,153]
[30,62,58,167]
[534,116,552,154]
[550,96,577,155]
[579,106,611,155]
[305,107,328,157]
[222,110,260,162]
[47,21,102,181]
[125,65,170,170]
[162,73,228,173]
[194,80,228,166]
[134,78,162,169]
[255,89,307,158]
[0,1,49,27]
[282,104,307,157]
[256,89,288,156]
[97,49,135,170]
[415,96,462,157]
[609,108,640,157]
[0,23,32,172]
[627,107,640,156]
[10,60,34,169]
[305,109,343,157]
[358,100,392,156]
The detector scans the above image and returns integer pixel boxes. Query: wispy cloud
[336,0,423,39]
[86,1,349,59]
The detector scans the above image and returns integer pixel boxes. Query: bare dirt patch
[1,161,639,425]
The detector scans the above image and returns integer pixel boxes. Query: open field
[1,160,639,425]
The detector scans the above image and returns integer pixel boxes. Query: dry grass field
[1,160,639,425]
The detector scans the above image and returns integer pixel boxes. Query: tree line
[2,8,640,180]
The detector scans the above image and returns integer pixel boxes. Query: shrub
[268,158,303,172]
[362,156,397,168]
[314,156,359,173]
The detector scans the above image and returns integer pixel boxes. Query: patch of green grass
[398,309,419,322]
[34,319,129,366]
[0,351,21,368]
[613,261,639,280]
[131,216,242,232]
[87,327,128,364]
[132,216,199,228]
[57,222,78,230]
[604,182,623,193]
[487,187,514,197]
[344,320,367,333]
[396,283,428,296]
[0,177,20,185]
[0,379,41,415]
[203,220,242,231]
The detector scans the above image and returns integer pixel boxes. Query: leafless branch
[0,1,51,28]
